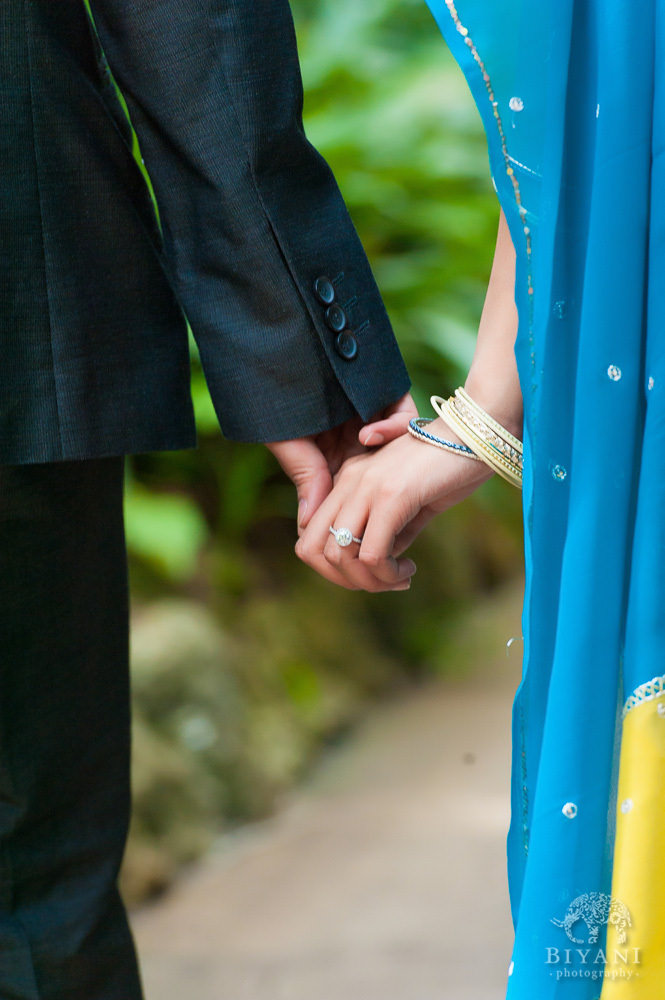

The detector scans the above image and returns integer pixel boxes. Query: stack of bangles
[407,387,523,490]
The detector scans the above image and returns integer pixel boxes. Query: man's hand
[266,392,417,532]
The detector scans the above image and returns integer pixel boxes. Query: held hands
[265,392,418,532]
[280,207,524,591]
[293,415,494,592]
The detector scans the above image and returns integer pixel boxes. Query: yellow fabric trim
[600,693,665,998]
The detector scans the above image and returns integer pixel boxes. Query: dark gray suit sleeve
[85,0,411,442]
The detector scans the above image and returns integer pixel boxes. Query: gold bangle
[450,394,523,471]
[454,387,523,455]
[430,394,523,489]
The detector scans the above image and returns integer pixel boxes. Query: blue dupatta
[425,2,665,996]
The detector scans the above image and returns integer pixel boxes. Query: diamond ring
[329,526,363,547]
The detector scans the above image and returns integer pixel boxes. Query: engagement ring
[329,526,363,547]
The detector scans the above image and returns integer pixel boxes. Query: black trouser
[0,458,143,999]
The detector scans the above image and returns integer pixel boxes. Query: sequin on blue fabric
[648,376,655,391]
[607,364,622,381]
[562,802,578,819]
[551,464,567,481]
[509,96,524,111]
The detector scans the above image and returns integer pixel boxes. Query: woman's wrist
[460,209,523,443]
[412,416,496,484]
[462,369,524,442]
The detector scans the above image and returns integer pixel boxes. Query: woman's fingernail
[363,432,384,448]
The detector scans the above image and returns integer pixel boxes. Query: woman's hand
[294,417,494,591]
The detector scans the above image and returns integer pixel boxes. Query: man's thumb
[265,438,333,530]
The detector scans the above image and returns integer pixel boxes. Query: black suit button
[335,331,358,360]
[313,276,335,305]
[325,303,347,332]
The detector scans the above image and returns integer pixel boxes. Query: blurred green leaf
[124,478,209,582]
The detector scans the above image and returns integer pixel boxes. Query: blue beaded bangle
[407,418,481,459]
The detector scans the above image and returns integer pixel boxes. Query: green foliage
[123,470,209,583]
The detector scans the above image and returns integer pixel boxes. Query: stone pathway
[131,578,524,1000]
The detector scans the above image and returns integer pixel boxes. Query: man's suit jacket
[0,0,410,465]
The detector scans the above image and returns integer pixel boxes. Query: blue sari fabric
[426,1,665,996]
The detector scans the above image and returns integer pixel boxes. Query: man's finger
[358,412,411,447]
[266,438,333,530]
[358,392,418,447]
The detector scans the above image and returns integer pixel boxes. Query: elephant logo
[551,892,632,945]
